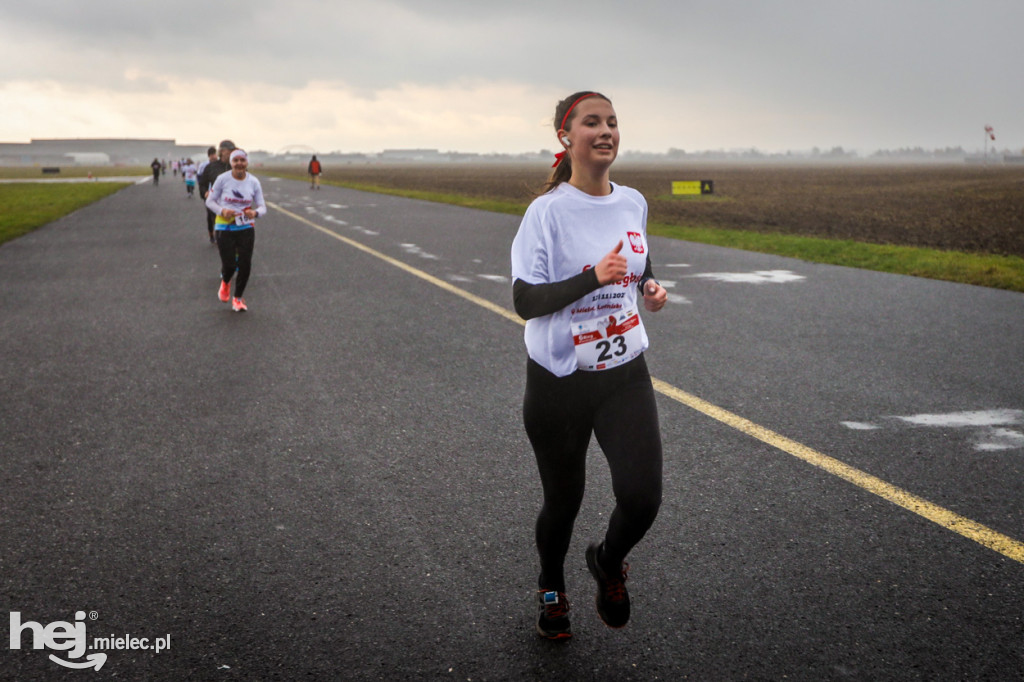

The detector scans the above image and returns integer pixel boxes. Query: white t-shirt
[206,172,267,230]
[511,182,651,377]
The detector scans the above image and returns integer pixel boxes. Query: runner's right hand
[594,240,628,285]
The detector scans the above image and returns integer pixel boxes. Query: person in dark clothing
[150,158,161,185]
[198,140,236,244]
[308,155,322,189]
[196,147,216,183]
[196,147,217,240]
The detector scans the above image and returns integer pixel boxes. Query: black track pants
[216,228,255,298]
[523,354,663,592]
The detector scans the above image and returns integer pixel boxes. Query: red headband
[559,93,599,131]
[552,93,600,167]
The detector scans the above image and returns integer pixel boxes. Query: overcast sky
[0,0,1020,155]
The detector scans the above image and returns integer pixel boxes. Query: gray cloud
[1,0,1021,152]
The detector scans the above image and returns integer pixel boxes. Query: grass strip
[266,172,1024,293]
[0,183,131,246]
[648,222,1024,293]
[0,166,148,179]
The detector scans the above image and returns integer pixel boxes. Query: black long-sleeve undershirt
[513,268,601,320]
[513,256,656,320]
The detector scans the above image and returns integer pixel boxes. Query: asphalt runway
[2,175,1023,680]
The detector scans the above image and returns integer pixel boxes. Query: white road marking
[843,409,1024,452]
[841,421,881,430]
[400,243,439,260]
[690,270,806,284]
[894,409,1024,428]
[976,428,1024,451]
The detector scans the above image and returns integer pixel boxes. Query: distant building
[379,149,447,162]
[0,138,208,166]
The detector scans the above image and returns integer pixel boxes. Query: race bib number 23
[572,306,643,371]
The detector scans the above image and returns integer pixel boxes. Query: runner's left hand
[643,281,667,312]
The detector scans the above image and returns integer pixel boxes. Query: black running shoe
[585,543,630,628]
[536,590,572,640]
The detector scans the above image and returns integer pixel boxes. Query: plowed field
[290,163,1024,257]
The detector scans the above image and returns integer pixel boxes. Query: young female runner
[205,149,266,312]
[510,91,668,639]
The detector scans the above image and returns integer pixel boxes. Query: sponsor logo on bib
[572,306,643,371]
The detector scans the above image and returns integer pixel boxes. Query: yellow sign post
[672,180,714,195]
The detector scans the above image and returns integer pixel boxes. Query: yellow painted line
[268,201,522,325]
[650,379,1024,563]
[271,200,1024,565]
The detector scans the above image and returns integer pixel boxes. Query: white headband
[229,149,247,162]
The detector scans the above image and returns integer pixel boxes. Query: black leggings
[216,228,255,298]
[523,354,662,592]
[205,209,216,238]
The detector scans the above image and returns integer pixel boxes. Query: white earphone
[561,136,571,147]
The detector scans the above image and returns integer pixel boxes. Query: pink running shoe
[232,297,247,312]
[218,280,231,302]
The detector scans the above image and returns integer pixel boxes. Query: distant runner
[181,159,198,198]
[205,149,266,313]
[308,155,322,190]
